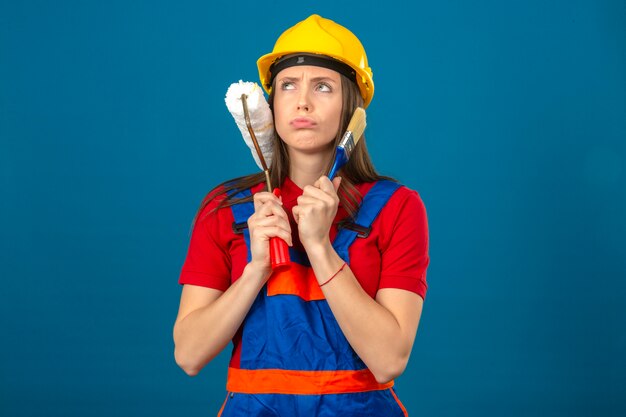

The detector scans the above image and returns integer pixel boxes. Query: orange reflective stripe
[390,387,408,417]
[226,367,393,395]
[267,263,325,301]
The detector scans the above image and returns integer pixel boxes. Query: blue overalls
[219,180,408,416]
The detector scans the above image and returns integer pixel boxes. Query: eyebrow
[278,76,339,84]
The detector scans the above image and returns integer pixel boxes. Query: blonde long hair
[192,75,393,227]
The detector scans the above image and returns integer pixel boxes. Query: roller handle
[269,188,291,270]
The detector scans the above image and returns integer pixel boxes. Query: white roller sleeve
[225,81,274,170]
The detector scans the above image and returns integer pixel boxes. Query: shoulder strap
[228,188,254,262]
[332,180,402,263]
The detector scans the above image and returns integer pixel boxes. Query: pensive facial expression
[273,65,343,156]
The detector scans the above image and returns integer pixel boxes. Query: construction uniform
[180,177,429,416]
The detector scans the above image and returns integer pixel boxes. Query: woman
[174,14,429,416]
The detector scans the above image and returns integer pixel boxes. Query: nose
[297,89,311,112]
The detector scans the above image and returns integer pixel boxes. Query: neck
[288,147,334,189]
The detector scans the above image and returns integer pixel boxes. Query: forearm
[307,243,414,383]
[173,264,266,375]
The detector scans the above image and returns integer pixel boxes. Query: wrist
[319,261,348,287]
[244,261,272,285]
[303,239,334,261]
[305,240,346,283]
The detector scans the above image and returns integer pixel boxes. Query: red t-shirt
[179,177,429,300]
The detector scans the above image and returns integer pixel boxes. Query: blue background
[1,0,625,416]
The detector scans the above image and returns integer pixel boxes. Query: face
[273,65,343,156]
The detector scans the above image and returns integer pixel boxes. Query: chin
[279,130,336,154]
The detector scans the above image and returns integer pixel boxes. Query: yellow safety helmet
[257,14,374,108]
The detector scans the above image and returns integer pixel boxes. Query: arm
[173,267,266,376]
[307,245,423,383]
[173,191,292,376]
[293,177,426,383]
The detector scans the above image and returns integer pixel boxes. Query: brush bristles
[339,107,367,156]
[347,107,367,141]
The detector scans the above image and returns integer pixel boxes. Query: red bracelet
[319,262,347,287]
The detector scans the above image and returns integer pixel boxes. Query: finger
[302,184,332,200]
[253,194,279,215]
[252,215,292,234]
[248,210,288,236]
[317,176,336,194]
[292,206,300,224]
[296,195,322,206]
[249,214,292,245]
[256,200,289,221]
[253,191,280,212]
[256,201,287,218]
[332,176,342,192]
[292,204,317,221]
[300,187,336,207]
[257,226,293,245]
[253,191,277,203]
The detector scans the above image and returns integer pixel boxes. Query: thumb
[332,176,342,192]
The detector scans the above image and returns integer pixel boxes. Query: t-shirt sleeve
[178,196,232,291]
[378,188,430,300]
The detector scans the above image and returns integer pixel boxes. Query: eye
[315,82,332,93]
[280,81,295,90]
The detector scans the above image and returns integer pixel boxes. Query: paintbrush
[327,107,367,179]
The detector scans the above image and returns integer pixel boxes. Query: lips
[290,117,317,128]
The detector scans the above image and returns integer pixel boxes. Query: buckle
[232,221,248,235]
[338,221,371,238]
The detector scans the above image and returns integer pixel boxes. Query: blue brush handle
[328,147,348,180]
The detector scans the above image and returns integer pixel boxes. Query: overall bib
[219,180,408,417]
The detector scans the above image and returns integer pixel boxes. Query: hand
[292,176,342,251]
[247,191,293,280]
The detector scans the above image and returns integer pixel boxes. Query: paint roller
[225,81,290,270]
